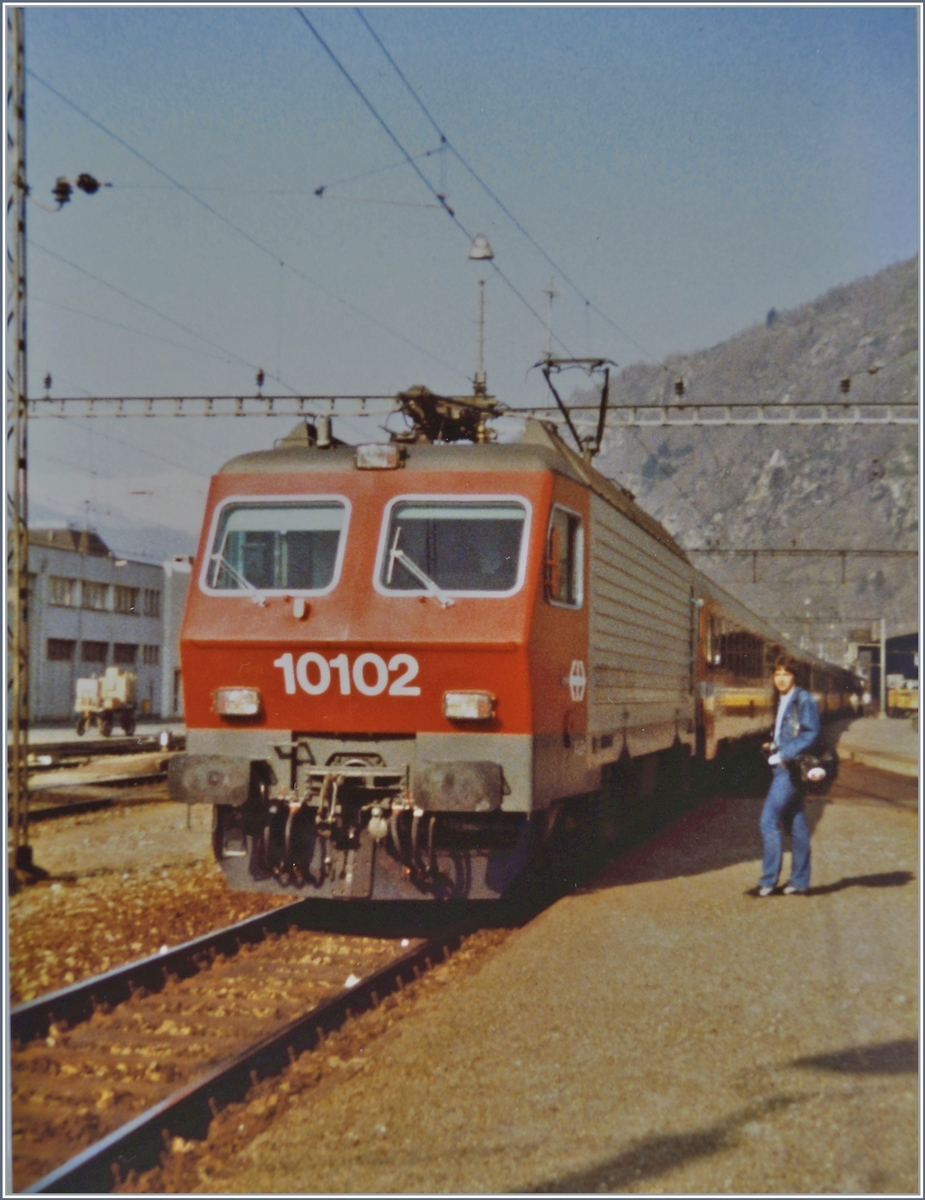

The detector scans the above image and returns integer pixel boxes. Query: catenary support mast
[6,6,30,870]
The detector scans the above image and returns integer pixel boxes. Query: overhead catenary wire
[29,239,294,389]
[26,69,471,385]
[296,7,575,360]
[312,144,446,198]
[28,469,204,552]
[27,68,284,267]
[71,152,449,204]
[30,446,186,482]
[315,195,444,210]
[97,146,444,196]
[34,373,208,473]
[32,295,249,370]
[354,7,656,365]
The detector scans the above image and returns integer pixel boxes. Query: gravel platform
[197,771,919,1195]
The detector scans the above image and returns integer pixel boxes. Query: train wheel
[100,714,114,738]
[121,713,136,736]
[75,715,87,737]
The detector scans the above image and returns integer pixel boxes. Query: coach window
[545,506,583,608]
[205,499,348,594]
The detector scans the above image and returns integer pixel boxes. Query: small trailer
[886,677,919,721]
[74,667,138,737]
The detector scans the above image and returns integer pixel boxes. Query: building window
[47,638,76,662]
[48,576,78,607]
[113,643,138,665]
[82,581,109,610]
[143,588,161,618]
[114,585,139,615]
[142,644,161,666]
[81,641,108,664]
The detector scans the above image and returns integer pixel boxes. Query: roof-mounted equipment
[390,385,501,445]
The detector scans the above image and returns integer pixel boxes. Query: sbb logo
[273,651,421,698]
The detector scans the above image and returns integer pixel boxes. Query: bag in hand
[794,746,838,794]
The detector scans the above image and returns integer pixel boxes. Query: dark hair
[773,655,800,675]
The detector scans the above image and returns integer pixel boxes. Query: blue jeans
[759,765,811,891]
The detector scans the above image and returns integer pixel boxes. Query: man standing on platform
[757,656,822,896]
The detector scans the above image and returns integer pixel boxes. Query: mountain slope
[592,256,918,658]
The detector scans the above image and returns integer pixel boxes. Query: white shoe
[783,884,806,895]
[758,885,774,897]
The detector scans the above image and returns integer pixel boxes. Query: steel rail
[24,787,165,824]
[10,899,311,1046]
[17,734,185,764]
[23,928,468,1194]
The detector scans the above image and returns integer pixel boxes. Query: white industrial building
[26,528,190,724]
[161,555,192,718]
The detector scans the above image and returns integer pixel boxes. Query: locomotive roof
[218,418,689,562]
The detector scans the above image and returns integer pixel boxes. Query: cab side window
[545,506,583,607]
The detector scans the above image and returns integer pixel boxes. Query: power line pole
[6,5,31,874]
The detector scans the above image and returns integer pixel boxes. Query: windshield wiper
[387,529,455,608]
[210,550,267,606]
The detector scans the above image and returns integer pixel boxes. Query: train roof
[218,417,689,562]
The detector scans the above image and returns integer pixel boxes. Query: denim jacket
[776,687,822,763]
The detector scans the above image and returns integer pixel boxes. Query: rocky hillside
[591,256,918,661]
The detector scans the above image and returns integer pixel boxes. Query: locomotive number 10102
[272,650,422,697]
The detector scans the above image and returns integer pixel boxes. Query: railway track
[9,735,186,823]
[22,734,185,767]
[11,901,483,1193]
[10,759,707,1191]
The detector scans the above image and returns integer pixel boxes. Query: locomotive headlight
[443,690,495,721]
[213,687,263,717]
[356,443,403,470]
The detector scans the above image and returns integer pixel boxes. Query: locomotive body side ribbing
[587,490,695,763]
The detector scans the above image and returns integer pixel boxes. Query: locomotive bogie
[210,798,534,900]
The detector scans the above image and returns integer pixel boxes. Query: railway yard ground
[6,716,920,1194]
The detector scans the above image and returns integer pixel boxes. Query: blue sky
[16,4,921,557]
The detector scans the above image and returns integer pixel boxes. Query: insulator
[52,177,72,208]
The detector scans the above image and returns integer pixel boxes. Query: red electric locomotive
[169,387,858,899]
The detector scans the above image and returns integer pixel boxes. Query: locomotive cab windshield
[378,498,529,598]
[203,497,349,595]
